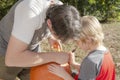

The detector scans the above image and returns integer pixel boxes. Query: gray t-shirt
[0,0,62,54]
[78,50,107,80]
[0,0,23,54]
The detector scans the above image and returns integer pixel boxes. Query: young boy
[48,16,116,80]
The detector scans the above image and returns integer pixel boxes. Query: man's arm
[5,35,69,67]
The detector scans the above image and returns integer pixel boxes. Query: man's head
[46,4,81,42]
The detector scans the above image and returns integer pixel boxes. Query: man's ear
[47,19,52,29]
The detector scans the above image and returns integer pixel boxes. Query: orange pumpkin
[30,41,71,80]
[30,62,71,80]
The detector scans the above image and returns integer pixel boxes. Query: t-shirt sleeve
[78,58,98,80]
[56,0,63,5]
[12,1,42,44]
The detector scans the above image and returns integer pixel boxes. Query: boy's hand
[48,64,74,80]
[69,51,76,65]
[69,48,80,71]
[48,64,67,79]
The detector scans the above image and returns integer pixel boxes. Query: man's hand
[54,53,69,64]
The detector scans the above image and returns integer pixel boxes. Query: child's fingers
[48,64,57,73]
[48,64,58,69]
[48,67,55,74]
[48,64,62,75]
[48,68,57,76]
[68,47,77,55]
[48,64,59,71]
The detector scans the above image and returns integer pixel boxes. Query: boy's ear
[47,19,52,29]
[86,37,93,43]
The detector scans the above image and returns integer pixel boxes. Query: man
[0,0,81,80]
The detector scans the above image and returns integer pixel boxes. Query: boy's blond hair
[80,16,104,45]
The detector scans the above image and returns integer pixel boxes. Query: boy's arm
[72,63,80,71]
[69,51,80,71]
